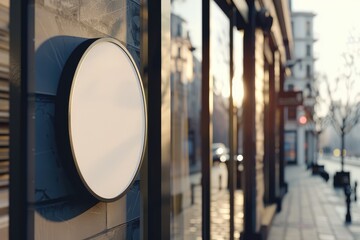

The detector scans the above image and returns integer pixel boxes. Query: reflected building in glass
[170,3,203,238]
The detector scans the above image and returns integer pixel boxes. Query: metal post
[10,1,34,239]
[140,0,171,239]
[219,174,222,190]
[228,7,236,240]
[279,63,288,201]
[201,0,211,239]
[354,181,357,202]
[341,129,345,172]
[191,183,195,205]
[242,0,258,238]
[345,184,352,224]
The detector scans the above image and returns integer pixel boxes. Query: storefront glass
[210,1,231,238]
[285,131,297,163]
[170,0,202,239]
[233,27,244,238]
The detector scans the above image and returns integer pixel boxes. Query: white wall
[292,15,314,39]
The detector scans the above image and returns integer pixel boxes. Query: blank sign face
[68,39,146,200]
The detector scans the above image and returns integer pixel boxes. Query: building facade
[284,11,316,166]
[4,0,293,239]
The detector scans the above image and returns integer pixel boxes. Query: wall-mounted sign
[57,38,147,201]
[278,91,303,106]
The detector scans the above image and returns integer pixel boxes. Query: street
[318,156,360,186]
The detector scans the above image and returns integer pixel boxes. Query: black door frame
[9,1,34,239]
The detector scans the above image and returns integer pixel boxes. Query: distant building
[171,13,203,174]
[187,56,202,172]
[285,11,317,165]
[170,13,194,216]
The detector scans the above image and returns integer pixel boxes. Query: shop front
[8,0,292,239]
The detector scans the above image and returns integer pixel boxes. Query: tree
[324,53,360,172]
[310,74,330,165]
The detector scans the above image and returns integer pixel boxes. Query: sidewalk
[269,165,360,240]
[172,163,244,239]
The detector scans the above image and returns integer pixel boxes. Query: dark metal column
[229,7,236,240]
[140,0,171,239]
[201,0,211,239]
[279,64,288,200]
[268,52,276,204]
[242,0,258,239]
[9,1,34,239]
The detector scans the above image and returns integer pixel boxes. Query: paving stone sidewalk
[269,165,360,240]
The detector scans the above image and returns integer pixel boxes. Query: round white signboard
[63,38,146,201]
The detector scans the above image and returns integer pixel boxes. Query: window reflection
[210,2,231,239]
[170,1,202,239]
[210,3,245,238]
[233,28,244,238]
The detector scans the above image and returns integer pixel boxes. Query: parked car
[212,143,243,163]
[212,143,228,163]
[212,143,244,189]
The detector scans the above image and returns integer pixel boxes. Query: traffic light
[298,115,307,125]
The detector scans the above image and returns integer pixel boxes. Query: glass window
[170,1,202,239]
[306,64,311,78]
[306,21,311,36]
[288,84,294,91]
[233,27,244,239]
[306,44,311,57]
[287,107,297,120]
[177,23,182,37]
[284,131,297,163]
[210,2,232,239]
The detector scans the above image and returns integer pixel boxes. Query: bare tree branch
[319,50,360,171]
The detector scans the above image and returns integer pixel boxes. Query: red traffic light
[299,116,307,125]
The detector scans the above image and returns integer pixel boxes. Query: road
[318,156,360,186]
